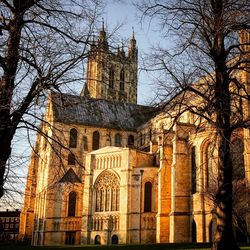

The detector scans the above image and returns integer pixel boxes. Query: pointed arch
[205,142,215,189]
[94,171,120,212]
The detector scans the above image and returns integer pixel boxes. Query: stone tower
[83,24,138,104]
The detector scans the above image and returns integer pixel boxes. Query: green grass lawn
[0,243,250,250]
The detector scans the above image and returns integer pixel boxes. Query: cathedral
[19,25,250,246]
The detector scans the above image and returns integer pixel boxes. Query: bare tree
[136,0,250,249]
[0,0,104,199]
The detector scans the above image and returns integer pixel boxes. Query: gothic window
[92,131,100,150]
[206,143,214,189]
[68,191,77,217]
[128,135,134,146]
[231,139,245,180]
[83,136,88,151]
[109,67,114,89]
[120,68,124,91]
[115,133,122,146]
[68,153,76,165]
[69,128,77,148]
[191,146,197,194]
[144,182,152,212]
[94,171,120,212]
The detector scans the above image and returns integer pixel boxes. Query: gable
[59,168,81,183]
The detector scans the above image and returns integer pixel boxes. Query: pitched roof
[51,92,156,131]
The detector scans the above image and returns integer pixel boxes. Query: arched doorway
[94,235,101,245]
[111,234,119,244]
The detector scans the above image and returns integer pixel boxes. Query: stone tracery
[94,171,120,212]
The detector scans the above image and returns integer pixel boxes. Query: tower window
[92,131,100,150]
[69,128,77,148]
[68,191,77,216]
[109,67,114,89]
[144,182,152,212]
[115,133,122,146]
[120,68,124,91]
[191,146,196,194]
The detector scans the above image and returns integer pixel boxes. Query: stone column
[169,126,191,242]
[81,154,94,244]
[156,142,172,243]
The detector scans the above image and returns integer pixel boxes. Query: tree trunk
[0,127,13,198]
[212,51,239,250]
[0,8,24,198]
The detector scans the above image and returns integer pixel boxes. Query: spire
[98,18,108,50]
[129,27,137,57]
[101,18,105,32]
[82,83,90,97]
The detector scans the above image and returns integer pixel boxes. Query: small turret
[128,28,137,58]
[98,19,108,50]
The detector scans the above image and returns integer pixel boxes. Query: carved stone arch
[200,138,216,190]
[94,170,120,212]
[69,128,78,148]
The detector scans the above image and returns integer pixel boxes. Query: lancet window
[92,131,100,150]
[69,128,77,148]
[191,146,197,194]
[205,143,214,189]
[144,181,152,212]
[115,133,122,146]
[94,171,120,212]
[109,67,114,89]
[68,191,77,216]
[120,68,124,91]
[83,136,88,151]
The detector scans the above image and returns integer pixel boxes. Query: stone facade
[19,26,250,246]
